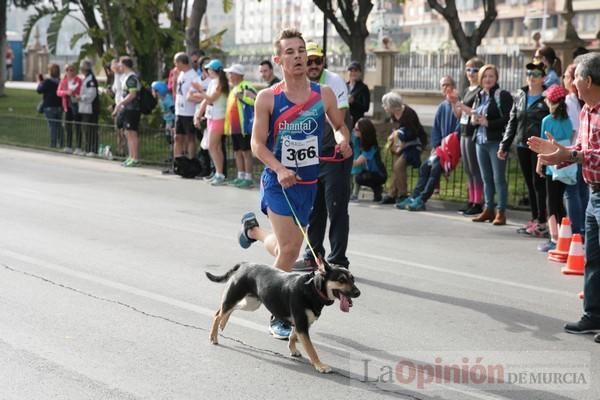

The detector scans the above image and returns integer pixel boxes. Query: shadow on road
[356,276,566,341]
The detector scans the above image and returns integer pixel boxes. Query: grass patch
[0,88,42,117]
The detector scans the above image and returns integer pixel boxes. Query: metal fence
[393,52,526,93]
[0,113,529,209]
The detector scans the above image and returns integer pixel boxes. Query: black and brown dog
[206,261,360,373]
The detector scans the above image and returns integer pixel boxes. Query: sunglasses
[307,58,323,66]
[526,71,543,78]
[466,68,479,73]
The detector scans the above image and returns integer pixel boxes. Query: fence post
[371,48,398,119]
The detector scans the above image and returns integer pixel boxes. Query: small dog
[206,261,361,373]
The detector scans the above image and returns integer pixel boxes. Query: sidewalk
[5,81,38,90]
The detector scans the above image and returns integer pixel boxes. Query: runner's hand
[276,167,297,189]
[338,140,352,159]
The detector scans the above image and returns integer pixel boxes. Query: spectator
[527,52,600,338]
[470,64,514,225]
[346,61,370,126]
[152,80,176,173]
[303,41,353,269]
[499,61,550,234]
[112,56,141,167]
[5,44,13,81]
[399,131,460,211]
[259,59,280,87]
[76,60,99,157]
[455,57,485,216]
[195,59,229,185]
[352,118,387,201]
[395,76,459,209]
[173,52,201,163]
[108,58,127,157]
[431,76,460,149]
[224,63,257,188]
[534,46,561,88]
[536,84,572,252]
[380,91,427,205]
[190,49,206,76]
[563,63,589,237]
[56,63,82,154]
[36,63,63,149]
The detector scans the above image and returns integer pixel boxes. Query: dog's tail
[205,263,242,283]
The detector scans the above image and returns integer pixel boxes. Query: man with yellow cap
[303,42,353,270]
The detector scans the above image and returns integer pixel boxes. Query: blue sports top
[267,81,326,183]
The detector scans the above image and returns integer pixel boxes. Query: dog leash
[281,186,322,268]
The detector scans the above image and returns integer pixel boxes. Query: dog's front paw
[314,363,332,373]
[209,333,219,345]
[290,350,302,358]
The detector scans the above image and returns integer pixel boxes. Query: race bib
[281,135,319,168]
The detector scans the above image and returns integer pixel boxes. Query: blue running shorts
[259,170,317,227]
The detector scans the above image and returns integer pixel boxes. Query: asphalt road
[1,146,598,400]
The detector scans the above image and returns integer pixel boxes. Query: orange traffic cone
[548,217,572,263]
[561,234,585,275]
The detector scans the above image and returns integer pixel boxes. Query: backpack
[139,85,158,115]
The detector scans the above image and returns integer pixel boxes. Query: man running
[237,29,351,339]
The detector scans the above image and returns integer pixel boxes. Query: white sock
[244,172,253,181]
[237,172,244,179]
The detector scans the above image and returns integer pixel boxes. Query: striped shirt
[574,102,600,185]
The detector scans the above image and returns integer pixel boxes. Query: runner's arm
[322,86,352,158]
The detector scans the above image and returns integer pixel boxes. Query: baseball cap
[205,59,223,71]
[545,84,569,103]
[306,42,324,58]
[224,63,245,76]
[525,60,546,75]
[347,61,362,71]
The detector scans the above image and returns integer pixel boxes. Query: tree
[312,0,373,67]
[185,0,232,54]
[0,0,42,97]
[21,0,183,83]
[426,0,497,63]
[185,0,206,53]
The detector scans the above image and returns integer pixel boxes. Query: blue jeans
[584,190,600,320]
[476,141,507,211]
[564,165,589,236]
[44,107,63,148]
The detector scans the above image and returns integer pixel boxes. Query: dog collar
[312,273,334,305]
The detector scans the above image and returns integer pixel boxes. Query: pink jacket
[56,75,82,112]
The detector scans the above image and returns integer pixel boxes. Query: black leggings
[517,146,547,223]
[546,176,566,222]
[64,106,81,149]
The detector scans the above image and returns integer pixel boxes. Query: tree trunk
[79,0,105,58]
[426,0,497,91]
[0,0,7,97]
[186,0,207,54]
[313,0,372,69]
[172,0,184,27]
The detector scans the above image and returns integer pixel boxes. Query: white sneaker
[63,147,73,154]
[85,152,96,157]
[74,148,84,156]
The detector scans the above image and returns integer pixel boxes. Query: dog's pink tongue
[339,294,350,312]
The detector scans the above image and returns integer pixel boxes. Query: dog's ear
[317,259,331,275]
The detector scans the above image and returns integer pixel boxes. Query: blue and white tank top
[267,81,326,183]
